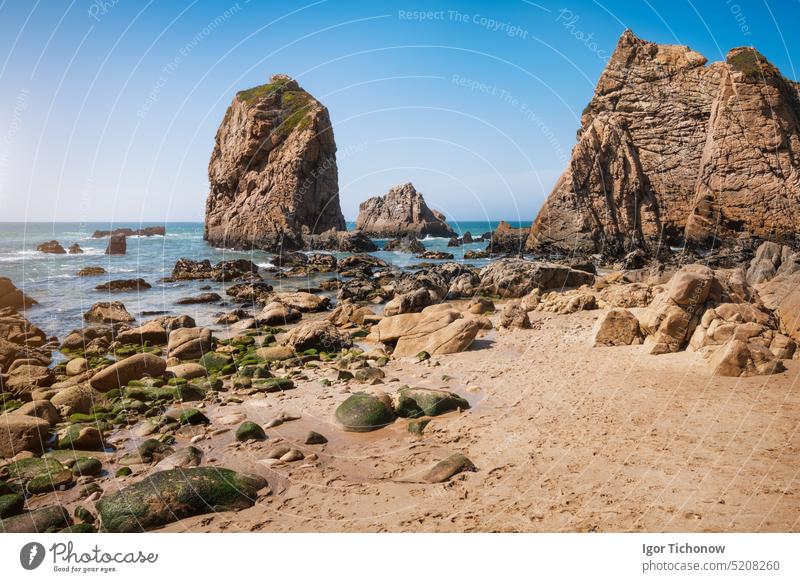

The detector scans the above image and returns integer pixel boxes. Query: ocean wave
[257,262,276,269]
[421,235,449,241]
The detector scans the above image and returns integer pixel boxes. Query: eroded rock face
[355,183,455,238]
[204,74,345,252]
[528,30,800,255]
[0,278,37,310]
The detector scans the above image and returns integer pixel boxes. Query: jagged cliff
[204,74,346,251]
[355,182,456,238]
[528,30,800,256]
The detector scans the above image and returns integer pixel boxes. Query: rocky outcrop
[528,30,800,256]
[92,226,165,238]
[0,278,36,310]
[104,234,126,255]
[478,259,595,298]
[355,183,455,238]
[36,240,66,254]
[204,74,345,252]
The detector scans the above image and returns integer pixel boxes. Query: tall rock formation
[355,183,456,238]
[204,74,346,251]
[528,30,800,256]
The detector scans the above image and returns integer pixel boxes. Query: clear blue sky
[0,0,797,224]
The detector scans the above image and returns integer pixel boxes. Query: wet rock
[104,234,126,255]
[593,309,643,346]
[27,468,73,494]
[0,505,71,533]
[169,258,261,282]
[198,351,233,372]
[235,421,266,442]
[255,345,294,361]
[153,446,203,471]
[2,363,54,394]
[77,267,106,277]
[175,292,221,305]
[304,431,327,445]
[417,251,454,260]
[90,353,167,392]
[36,240,66,254]
[283,321,352,353]
[421,453,476,483]
[83,301,135,324]
[96,467,266,532]
[383,288,434,316]
[68,243,83,254]
[407,418,430,435]
[94,278,152,293]
[335,392,395,432]
[0,493,24,519]
[393,387,469,418]
[354,366,385,383]
[57,425,105,451]
[0,278,37,309]
[167,327,212,360]
[166,362,207,380]
[0,414,50,456]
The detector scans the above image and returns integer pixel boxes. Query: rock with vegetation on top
[335,392,395,432]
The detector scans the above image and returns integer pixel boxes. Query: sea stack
[528,30,800,256]
[355,182,456,238]
[204,74,346,252]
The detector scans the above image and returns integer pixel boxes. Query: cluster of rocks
[36,241,83,255]
[92,226,165,238]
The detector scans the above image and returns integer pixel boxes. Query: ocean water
[0,221,529,341]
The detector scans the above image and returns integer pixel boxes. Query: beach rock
[498,301,531,329]
[92,226,165,238]
[384,235,426,254]
[355,182,455,238]
[0,505,71,533]
[417,251,454,260]
[597,282,653,308]
[204,74,346,252]
[94,278,151,293]
[0,414,51,457]
[383,288,434,316]
[338,254,389,274]
[335,392,395,432]
[393,317,480,357]
[466,297,494,315]
[463,249,489,260]
[72,457,102,477]
[104,234,126,255]
[0,277,37,309]
[170,258,260,282]
[393,387,469,418]
[326,303,376,327]
[3,363,54,394]
[166,362,207,380]
[0,493,24,519]
[528,31,800,255]
[152,446,203,471]
[50,384,106,416]
[57,425,105,451]
[60,326,112,351]
[90,353,166,391]
[594,309,643,346]
[167,327,212,360]
[708,338,785,377]
[479,259,594,298]
[486,221,528,255]
[115,321,168,345]
[336,277,382,302]
[14,400,61,426]
[283,321,352,353]
[96,467,266,532]
[255,345,294,361]
[235,421,266,441]
[421,453,476,483]
[36,240,66,254]
[65,357,88,376]
[77,266,105,277]
[304,431,327,445]
[175,292,221,305]
[273,291,330,312]
[68,243,83,254]
[256,302,301,326]
[83,301,135,324]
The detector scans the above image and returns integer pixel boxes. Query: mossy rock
[354,366,385,383]
[167,376,189,386]
[237,365,272,379]
[57,425,105,451]
[115,467,132,477]
[235,421,266,442]
[394,387,469,418]
[175,383,207,402]
[198,352,233,372]
[123,385,177,402]
[0,493,24,519]
[408,418,431,435]
[177,409,209,426]
[416,351,431,362]
[335,393,395,432]
[26,469,73,495]
[74,505,96,523]
[251,377,294,393]
[261,333,276,346]
[119,439,174,466]
[96,467,267,532]
[0,505,71,533]
[72,457,103,477]
[4,457,65,482]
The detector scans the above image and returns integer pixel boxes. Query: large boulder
[478,259,594,298]
[167,328,212,360]
[256,302,301,326]
[0,278,37,309]
[0,414,51,457]
[83,302,135,324]
[335,392,395,432]
[96,468,266,532]
[394,318,480,357]
[115,321,168,345]
[272,292,330,312]
[593,309,643,346]
[204,74,346,252]
[383,288,434,316]
[369,307,480,357]
[283,321,352,353]
[94,278,151,293]
[89,353,167,392]
[355,182,455,238]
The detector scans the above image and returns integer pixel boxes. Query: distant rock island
[356,182,455,238]
[204,74,346,252]
[529,30,800,257]
[92,227,165,238]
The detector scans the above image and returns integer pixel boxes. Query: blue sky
[0,0,797,223]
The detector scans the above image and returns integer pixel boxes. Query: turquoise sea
[0,221,530,341]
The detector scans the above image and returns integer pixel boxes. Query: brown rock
[283,321,352,353]
[498,301,531,329]
[528,30,800,255]
[0,278,37,310]
[594,309,643,346]
[167,327,212,360]
[105,234,126,255]
[204,74,345,251]
[355,182,455,238]
[36,240,66,254]
[90,352,167,392]
[0,414,50,457]
[83,302,134,324]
